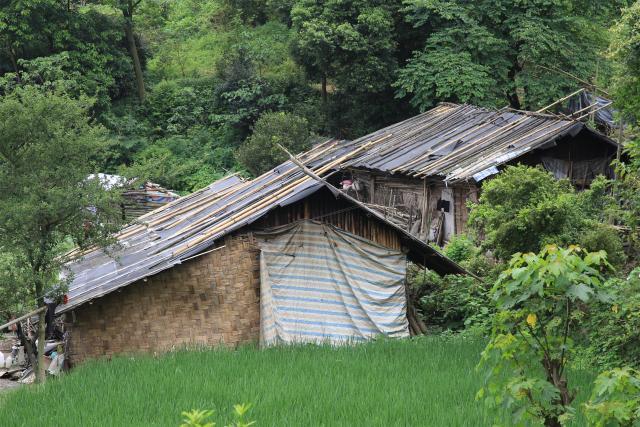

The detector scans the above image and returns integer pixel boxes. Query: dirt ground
[0,379,20,393]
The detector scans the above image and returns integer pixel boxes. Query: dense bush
[579,268,640,370]
[469,165,582,259]
[409,266,493,332]
[118,128,238,192]
[441,234,498,278]
[469,166,626,265]
[236,111,316,176]
[579,223,627,269]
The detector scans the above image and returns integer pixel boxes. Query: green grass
[0,335,596,426]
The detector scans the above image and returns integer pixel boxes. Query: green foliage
[469,165,625,264]
[0,3,136,110]
[291,0,398,94]
[0,253,30,324]
[469,165,582,259]
[396,46,497,109]
[610,2,640,124]
[0,88,123,305]
[443,234,479,264]
[180,403,255,427]
[584,367,640,427]
[236,111,315,176]
[411,268,493,332]
[181,409,216,427]
[580,268,640,370]
[397,0,623,110]
[478,245,612,426]
[579,224,626,269]
[441,233,498,278]
[145,78,220,136]
[118,128,238,192]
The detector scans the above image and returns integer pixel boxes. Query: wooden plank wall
[346,169,481,242]
[253,189,402,251]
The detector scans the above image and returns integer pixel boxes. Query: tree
[478,245,612,427]
[468,166,624,263]
[396,0,627,111]
[0,0,69,75]
[0,89,122,382]
[610,1,640,126]
[290,0,398,102]
[608,2,640,260]
[468,166,581,259]
[236,111,315,176]
[107,0,146,101]
[0,2,138,110]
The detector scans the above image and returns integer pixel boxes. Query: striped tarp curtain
[256,220,409,346]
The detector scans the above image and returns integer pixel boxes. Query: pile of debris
[88,173,180,221]
[121,181,180,220]
[0,312,67,385]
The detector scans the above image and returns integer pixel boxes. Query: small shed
[60,143,464,364]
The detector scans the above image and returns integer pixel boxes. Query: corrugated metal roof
[61,102,606,313]
[341,103,616,181]
[58,139,465,314]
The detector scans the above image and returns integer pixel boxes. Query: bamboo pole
[160,142,343,245]
[0,306,46,331]
[147,139,341,231]
[441,120,575,181]
[574,102,613,121]
[409,111,539,176]
[387,105,482,173]
[536,88,585,113]
[420,111,578,180]
[172,135,393,257]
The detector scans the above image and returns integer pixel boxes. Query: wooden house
[59,141,464,364]
[331,103,619,244]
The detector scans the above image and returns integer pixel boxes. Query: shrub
[580,268,640,370]
[579,223,627,269]
[443,234,477,263]
[469,165,581,259]
[180,403,254,427]
[584,367,640,426]
[478,245,612,427]
[468,165,622,261]
[409,267,493,332]
[442,234,498,278]
[236,111,316,176]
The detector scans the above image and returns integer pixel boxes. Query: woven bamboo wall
[64,234,260,364]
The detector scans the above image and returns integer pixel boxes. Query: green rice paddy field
[0,336,596,426]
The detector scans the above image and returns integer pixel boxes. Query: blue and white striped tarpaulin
[256,220,409,346]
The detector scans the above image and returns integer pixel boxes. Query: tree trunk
[36,310,46,383]
[507,92,521,109]
[124,13,145,102]
[541,357,573,427]
[544,416,562,427]
[506,61,522,109]
[16,323,37,368]
[321,74,327,104]
[7,46,20,77]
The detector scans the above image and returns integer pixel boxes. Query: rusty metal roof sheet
[58,139,465,313]
[341,103,616,181]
